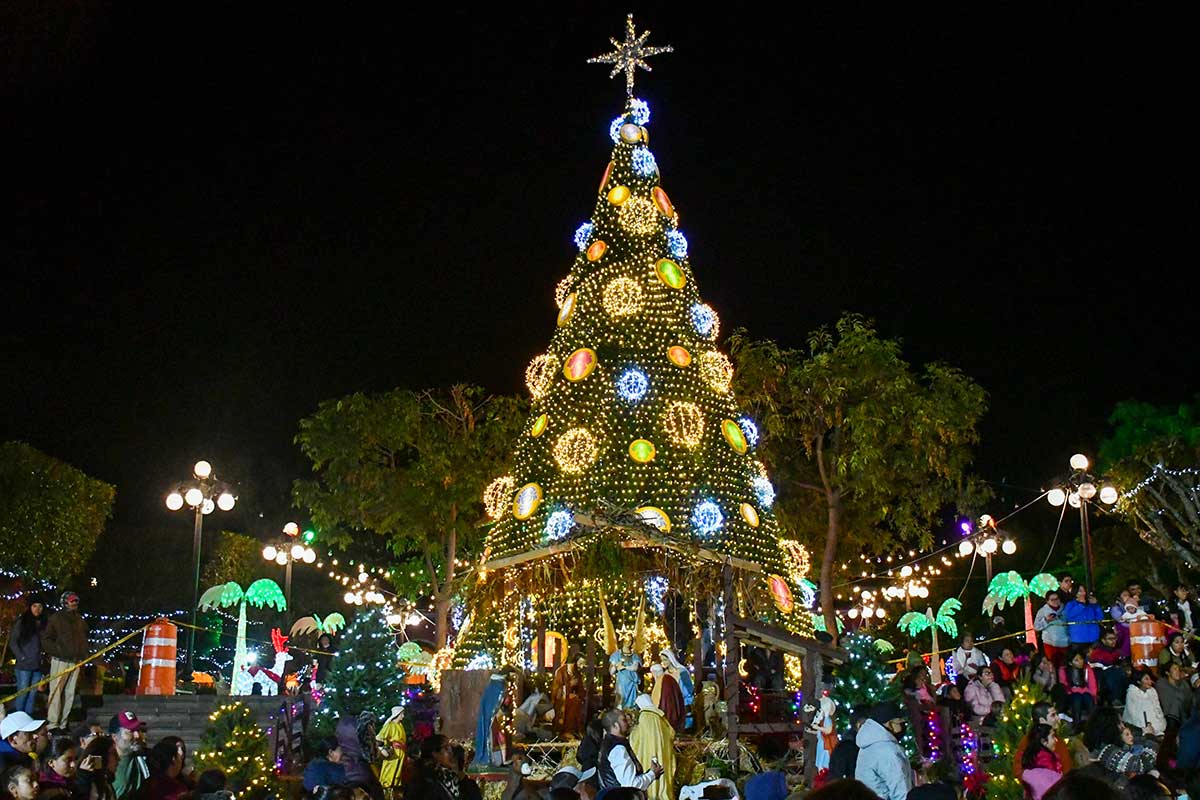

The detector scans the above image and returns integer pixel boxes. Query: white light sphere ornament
[201,498,215,515]
[184,487,204,507]
[958,540,975,557]
[291,544,306,560]
[1078,482,1097,500]
[283,522,300,537]
[274,552,288,566]
[216,492,236,511]
[1100,485,1119,505]
[303,548,316,563]
[343,592,356,604]
[980,538,998,555]
[1047,488,1066,507]
[900,565,913,578]
[263,545,278,561]
[848,608,859,619]
[1068,491,1081,508]
[876,607,887,619]
[166,492,184,511]
[358,571,369,583]
[1002,539,1017,555]
[193,460,213,479]
[1070,453,1090,471]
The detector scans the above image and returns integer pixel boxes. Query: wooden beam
[721,562,740,768]
[728,616,848,664]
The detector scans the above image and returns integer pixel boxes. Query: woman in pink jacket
[1058,650,1098,731]
[963,666,1005,721]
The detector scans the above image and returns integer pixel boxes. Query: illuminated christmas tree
[195,702,280,800]
[455,16,814,668]
[318,607,406,720]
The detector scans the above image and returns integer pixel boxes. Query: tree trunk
[815,435,841,645]
[430,519,458,650]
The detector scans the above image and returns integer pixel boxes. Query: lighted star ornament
[588,14,673,96]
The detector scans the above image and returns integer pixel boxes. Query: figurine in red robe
[650,663,685,732]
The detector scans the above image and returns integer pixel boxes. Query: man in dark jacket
[0,712,44,772]
[335,714,383,800]
[41,592,89,731]
[826,706,868,780]
[596,708,663,793]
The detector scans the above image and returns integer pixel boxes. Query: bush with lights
[195,702,280,800]
[455,46,815,668]
[318,606,406,722]
[981,681,1052,800]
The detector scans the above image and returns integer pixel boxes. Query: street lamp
[956,515,1017,583]
[1046,453,1119,594]
[165,459,237,675]
[262,522,316,625]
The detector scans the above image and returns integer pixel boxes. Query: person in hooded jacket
[334,714,382,800]
[853,701,912,800]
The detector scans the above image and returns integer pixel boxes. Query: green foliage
[573,536,627,580]
[319,607,407,721]
[245,578,287,610]
[202,531,263,588]
[983,572,1059,615]
[294,385,524,646]
[828,633,916,757]
[729,316,988,638]
[0,441,115,582]
[195,702,279,799]
[1098,398,1200,571]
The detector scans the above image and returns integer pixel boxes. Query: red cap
[111,711,146,732]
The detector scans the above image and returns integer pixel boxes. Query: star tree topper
[588,13,673,96]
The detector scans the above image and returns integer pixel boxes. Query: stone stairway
[90,694,305,758]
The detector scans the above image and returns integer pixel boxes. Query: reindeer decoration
[233,628,293,696]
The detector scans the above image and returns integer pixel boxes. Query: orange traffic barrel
[137,619,178,695]
[1130,620,1167,669]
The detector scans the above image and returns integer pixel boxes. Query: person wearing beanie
[42,592,89,732]
[827,706,868,780]
[7,598,47,716]
[853,701,912,800]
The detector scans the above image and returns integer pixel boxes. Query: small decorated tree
[982,681,1051,799]
[195,702,279,799]
[319,607,405,721]
[827,633,918,757]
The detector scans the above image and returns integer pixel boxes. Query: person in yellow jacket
[375,706,406,791]
[630,694,675,800]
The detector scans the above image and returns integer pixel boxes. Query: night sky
[2,7,1190,551]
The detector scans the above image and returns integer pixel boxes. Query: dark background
[1,6,1190,571]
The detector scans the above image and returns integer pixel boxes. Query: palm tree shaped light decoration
[898,597,962,681]
[198,578,287,686]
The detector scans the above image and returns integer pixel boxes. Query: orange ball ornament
[586,240,607,262]
[652,186,674,217]
[667,346,692,367]
[563,348,598,381]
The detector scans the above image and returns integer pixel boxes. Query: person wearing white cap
[0,711,45,772]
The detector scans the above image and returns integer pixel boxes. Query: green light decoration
[289,612,347,638]
[199,577,287,686]
[898,598,962,680]
[397,641,423,662]
[981,571,1059,648]
[873,638,896,654]
[811,612,845,634]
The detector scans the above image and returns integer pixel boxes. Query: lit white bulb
[357,572,368,583]
[900,566,913,578]
[1079,482,1097,500]
[1047,488,1066,507]
[344,592,356,604]
[875,607,887,619]
[1068,491,1081,508]
[848,608,859,619]
[216,492,235,511]
[291,544,306,560]
[262,545,278,562]
[184,487,204,507]
[275,552,288,566]
[166,492,184,511]
[193,460,213,479]
[303,548,316,564]
[1100,485,1119,505]
[958,540,975,557]
[201,498,215,515]
[283,522,299,537]
[980,538,998,555]
[1002,539,1017,555]
[1070,453,1090,471]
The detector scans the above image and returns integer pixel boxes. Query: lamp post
[1046,453,1119,594]
[956,515,1018,584]
[165,460,237,676]
[262,522,315,628]
[883,569,931,612]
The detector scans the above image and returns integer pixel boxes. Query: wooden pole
[801,649,822,784]
[537,619,546,674]
[585,633,596,726]
[722,561,740,768]
[693,600,705,735]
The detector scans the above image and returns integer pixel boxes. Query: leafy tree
[729,316,988,641]
[1099,398,1200,569]
[0,441,115,583]
[294,385,525,648]
[202,531,263,588]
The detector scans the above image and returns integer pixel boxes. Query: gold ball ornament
[607,185,631,205]
[667,345,692,367]
[739,503,760,527]
[628,439,656,463]
[662,401,704,448]
[721,419,749,454]
[619,123,642,143]
[525,353,559,399]
[635,506,671,532]
[655,258,686,289]
[563,348,598,381]
[483,475,516,520]
[698,351,734,393]
[554,427,600,474]
[530,413,548,438]
[586,240,607,262]
[557,292,578,326]
[602,277,643,318]
[618,196,658,235]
